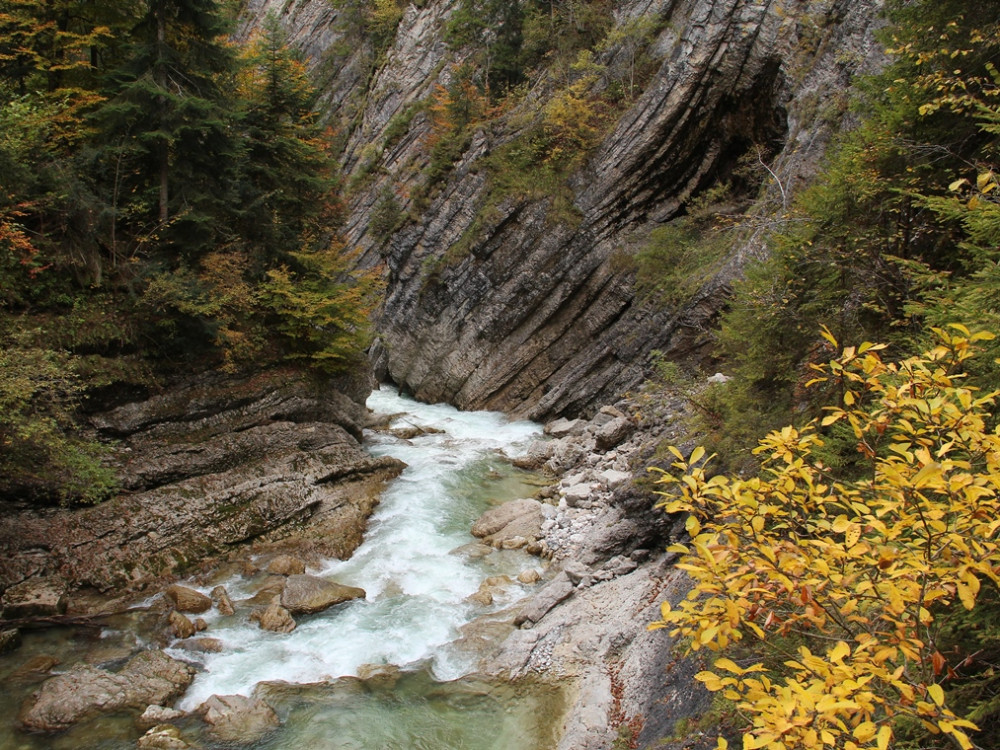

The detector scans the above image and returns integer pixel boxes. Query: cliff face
[241,0,884,419]
[0,370,404,599]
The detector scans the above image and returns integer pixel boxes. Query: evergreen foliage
[0,3,374,503]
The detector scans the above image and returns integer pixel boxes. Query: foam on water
[176,386,542,710]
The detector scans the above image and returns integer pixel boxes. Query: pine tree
[95,0,239,258]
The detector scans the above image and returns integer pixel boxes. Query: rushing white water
[176,386,543,710]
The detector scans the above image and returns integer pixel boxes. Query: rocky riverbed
[0,370,716,749]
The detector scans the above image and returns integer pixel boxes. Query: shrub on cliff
[652,327,1000,749]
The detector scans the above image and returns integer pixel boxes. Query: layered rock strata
[0,368,404,607]
[241,0,885,419]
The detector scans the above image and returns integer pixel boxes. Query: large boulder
[164,585,211,614]
[594,417,634,452]
[471,499,546,548]
[1,577,66,619]
[280,574,366,615]
[198,694,279,742]
[18,650,194,732]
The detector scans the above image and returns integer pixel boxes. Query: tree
[651,326,1000,750]
[232,15,339,272]
[95,0,239,256]
[713,0,1000,464]
[0,345,118,504]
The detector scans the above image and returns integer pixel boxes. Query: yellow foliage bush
[651,325,1000,750]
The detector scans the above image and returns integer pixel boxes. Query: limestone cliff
[239,0,885,419]
[0,369,404,603]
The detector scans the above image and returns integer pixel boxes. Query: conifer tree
[95,0,239,257]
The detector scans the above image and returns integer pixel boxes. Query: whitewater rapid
[175,386,543,709]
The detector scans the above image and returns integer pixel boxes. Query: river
[0,386,566,749]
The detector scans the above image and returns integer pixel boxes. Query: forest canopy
[0,0,375,504]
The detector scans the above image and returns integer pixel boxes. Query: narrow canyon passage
[1,387,565,749]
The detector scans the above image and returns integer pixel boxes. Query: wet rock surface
[197,694,280,742]
[465,391,713,749]
[18,650,194,732]
[280,574,366,615]
[164,585,211,614]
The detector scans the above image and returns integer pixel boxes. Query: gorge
[8,0,1000,747]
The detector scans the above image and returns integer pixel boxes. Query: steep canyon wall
[241,0,885,419]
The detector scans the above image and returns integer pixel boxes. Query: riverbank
[1,373,711,749]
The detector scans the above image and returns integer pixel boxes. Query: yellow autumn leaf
[928,683,945,706]
[853,721,877,742]
[844,523,862,549]
[957,581,976,610]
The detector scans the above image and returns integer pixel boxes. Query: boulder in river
[138,724,192,749]
[211,585,235,616]
[168,610,196,639]
[251,597,297,633]
[198,694,279,742]
[18,650,194,731]
[471,498,546,548]
[280,574,365,615]
[266,554,307,576]
[164,585,211,614]
[1,577,66,619]
[137,704,186,730]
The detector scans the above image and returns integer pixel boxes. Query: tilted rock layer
[0,368,404,600]
[241,0,884,419]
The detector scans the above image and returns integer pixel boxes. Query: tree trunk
[156,2,169,224]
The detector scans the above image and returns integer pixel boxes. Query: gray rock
[280,574,365,615]
[561,483,594,509]
[466,589,494,606]
[0,369,404,596]
[511,440,556,470]
[266,554,306,576]
[598,469,632,490]
[198,694,279,743]
[513,572,576,627]
[2,578,66,619]
[471,498,545,547]
[594,418,634,452]
[164,585,211,614]
[517,569,542,585]
[18,650,194,732]
[168,610,195,639]
[545,418,588,438]
[245,576,286,607]
[563,561,592,587]
[173,637,224,654]
[211,585,235,616]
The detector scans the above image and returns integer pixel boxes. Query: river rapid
[0,386,566,749]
